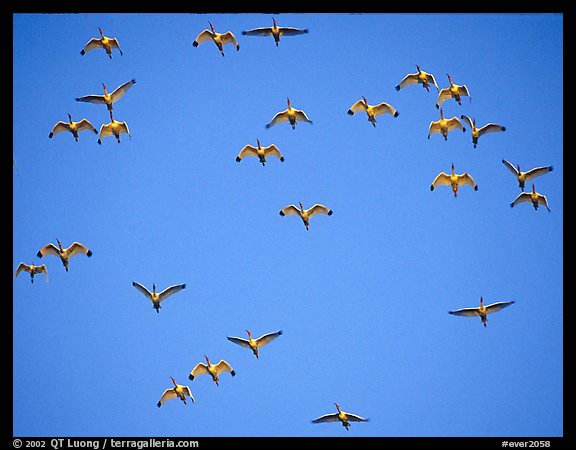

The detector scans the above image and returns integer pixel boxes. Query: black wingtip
[501,126,507,131]
[549,166,554,171]
[75,98,80,102]
[80,50,85,55]
[157,402,162,408]
[241,31,247,35]
[192,41,199,47]
[36,251,43,258]
[303,28,310,33]
[394,85,400,91]
[278,330,283,335]
[327,210,333,216]
[87,250,93,257]
[474,186,478,191]
[435,104,439,109]
[430,186,435,191]
[231,370,236,377]
[182,284,187,289]
[279,211,285,216]
[265,124,272,129]
[131,78,137,84]
[49,133,54,139]
[394,111,399,118]
[280,157,285,162]
[236,156,241,162]
[98,139,102,145]
[188,374,194,381]
[347,110,354,116]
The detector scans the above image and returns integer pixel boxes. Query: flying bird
[265,98,313,129]
[279,202,333,230]
[436,74,471,108]
[501,160,553,191]
[188,356,235,386]
[236,139,284,166]
[36,240,92,272]
[347,96,399,127]
[80,27,123,59]
[510,184,551,212]
[427,108,466,141]
[157,377,194,407]
[395,65,439,92]
[312,403,369,431]
[97,116,131,144]
[460,115,506,148]
[449,296,514,327]
[241,18,308,46]
[14,263,48,283]
[48,114,98,142]
[193,22,239,56]
[227,330,283,359]
[132,282,186,313]
[75,79,136,114]
[430,163,478,198]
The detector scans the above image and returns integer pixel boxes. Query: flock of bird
[14,17,557,433]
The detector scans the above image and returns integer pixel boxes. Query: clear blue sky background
[13,13,563,437]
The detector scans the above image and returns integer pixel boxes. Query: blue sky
[12,13,563,437]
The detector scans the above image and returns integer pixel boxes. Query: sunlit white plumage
[502,159,553,191]
[510,184,551,212]
[36,239,92,272]
[430,163,478,198]
[98,116,131,144]
[427,108,465,141]
[460,115,506,148]
[75,79,136,113]
[80,27,123,59]
[436,74,471,108]
[193,22,239,56]
[49,113,98,142]
[14,262,48,283]
[188,355,235,386]
[449,296,514,327]
[279,202,333,230]
[265,98,313,129]
[395,65,439,92]
[132,281,186,313]
[347,96,399,127]
[236,139,284,166]
[312,403,369,431]
[157,377,194,407]
[227,330,283,359]
[241,18,308,46]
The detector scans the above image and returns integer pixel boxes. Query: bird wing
[395,73,419,90]
[108,38,122,51]
[430,172,451,189]
[347,99,368,115]
[81,38,103,54]
[510,192,533,207]
[372,101,398,117]
[294,109,313,124]
[66,242,92,258]
[306,204,333,218]
[427,120,442,137]
[183,386,195,403]
[227,336,252,348]
[279,26,309,36]
[279,204,301,216]
[457,84,471,98]
[262,144,284,160]
[220,31,239,48]
[193,29,214,46]
[14,263,30,278]
[190,363,209,378]
[477,123,505,137]
[449,307,480,317]
[99,123,114,140]
[255,330,283,348]
[214,360,235,375]
[446,117,464,131]
[501,159,519,176]
[49,121,70,137]
[265,110,290,128]
[425,72,440,90]
[242,27,273,36]
[312,413,340,423]
[485,301,515,315]
[75,94,106,104]
[76,119,98,133]
[537,194,551,210]
[132,281,153,301]
[460,114,474,130]
[117,121,132,137]
[345,413,369,422]
[37,265,49,281]
[157,284,186,302]
[37,243,61,258]
[435,88,452,108]
[458,173,477,189]
[109,79,136,103]
[158,388,177,406]
[524,166,554,182]
[236,145,259,161]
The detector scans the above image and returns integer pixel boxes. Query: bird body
[241,18,308,46]
[428,108,465,141]
[36,240,92,272]
[502,160,553,191]
[193,22,239,56]
[157,377,194,407]
[430,163,478,198]
[347,96,399,127]
[14,263,48,283]
[395,65,439,92]
[279,202,333,230]
[436,74,471,108]
[449,296,514,327]
[75,79,136,113]
[132,281,186,313]
[227,330,283,359]
[189,356,235,386]
[510,184,551,212]
[266,98,313,129]
[460,115,506,148]
[312,403,369,431]
[80,27,123,59]
[98,117,131,144]
[236,139,284,166]
[49,114,98,142]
